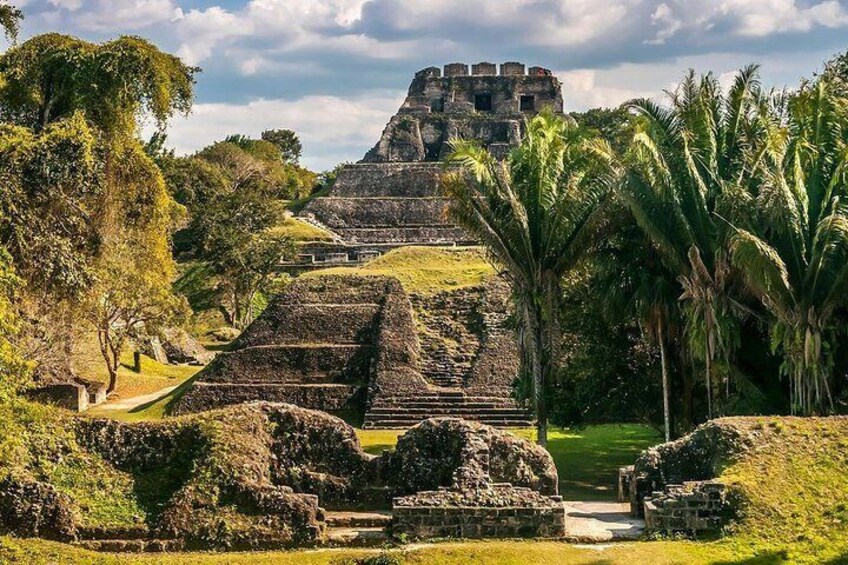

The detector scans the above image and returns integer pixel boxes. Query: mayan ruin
[176,62,561,426]
[3,3,848,561]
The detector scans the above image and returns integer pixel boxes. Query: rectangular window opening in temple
[474,93,492,112]
[520,95,535,111]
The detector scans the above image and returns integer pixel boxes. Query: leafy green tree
[0,248,31,403]
[570,106,635,155]
[444,111,615,446]
[261,128,302,164]
[0,33,194,392]
[728,79,848,415]
[193,189,295,328]
[84,240,188,392]
[0,113,100,299]
[622,66,772,419]
[0,3,22,43]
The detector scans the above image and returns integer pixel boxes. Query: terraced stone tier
[306,197,453,229]
[333,226,470,244]
[327,163,444,197]
[198,344,373,384]
[172,382,365,415]
[237,304,381,347]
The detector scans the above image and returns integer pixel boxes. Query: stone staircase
[324,510,392,547]
[364,390,533,429]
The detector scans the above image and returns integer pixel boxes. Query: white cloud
[644,0,848,42]
[557,69,654,110]
[159,91,405,170]
[73,0,178,31]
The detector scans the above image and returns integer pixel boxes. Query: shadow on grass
[709,551,792,565]
[126,371,203,416]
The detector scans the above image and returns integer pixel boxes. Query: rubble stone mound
[384,418,557,496]
[1,403,561,549]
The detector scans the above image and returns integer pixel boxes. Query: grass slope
[305,246,496,295]
[269,217,334,242]
[72,330,200,401]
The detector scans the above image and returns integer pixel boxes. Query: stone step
[368,406,529,415]
[370,401,522,410]
[324,527,390,547]
[363,414,533,429]
[325,511,392,528]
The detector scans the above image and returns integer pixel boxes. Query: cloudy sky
[4,0,847,170]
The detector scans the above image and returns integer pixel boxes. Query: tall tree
[729,79,848,415]
[0,33,195,392]
[622,66,771,419]
[444,111,615,446]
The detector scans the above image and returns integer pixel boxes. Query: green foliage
[0,112,100,298]
[623,66,770,420]
[192,188,295,328]
[728,79,848,415]
[0,3,22,43]
[444,110,616,444]
[261,128,302,164]
[0,34,196,134]
[570,106,636,154]
[0,248,30,402]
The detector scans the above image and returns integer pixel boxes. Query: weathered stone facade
[389,418,564,540]
[292,62,564,266]
[174,273,529,427]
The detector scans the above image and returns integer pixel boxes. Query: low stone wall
[643,481,732,534]
[393,485,565,539]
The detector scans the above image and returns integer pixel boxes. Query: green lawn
[357,424,662,500]
[305,246,496,295]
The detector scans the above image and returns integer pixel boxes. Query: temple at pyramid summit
[296,61,565,265]
[174,62,564,427]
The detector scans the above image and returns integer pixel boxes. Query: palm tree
[443,111,615,446]
[728,79,848,415]
[622,66,770,419]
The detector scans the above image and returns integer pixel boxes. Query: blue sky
[4,0,847,170]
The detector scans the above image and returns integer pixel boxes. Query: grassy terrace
[305,246,496,295]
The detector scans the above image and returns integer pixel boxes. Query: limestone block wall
[306,198,452,228]
[642,481,732,534]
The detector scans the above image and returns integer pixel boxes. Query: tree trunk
[705,352,713,420]
[659,322,671,443]
[97,328,118,394]
[527,304,548,447]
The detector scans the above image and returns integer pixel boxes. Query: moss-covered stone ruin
[0,403,560,551]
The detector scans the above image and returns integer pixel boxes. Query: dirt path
[94,386,177,412]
